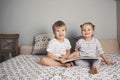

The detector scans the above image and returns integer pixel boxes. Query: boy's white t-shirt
[47,38,71,57]
[75,37,104,57]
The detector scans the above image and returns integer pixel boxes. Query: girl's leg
[89,59,101,74]
[92,59,101,68]
[40,57,72,67]
[75,59,90,68]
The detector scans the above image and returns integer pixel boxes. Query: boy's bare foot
[65,63,71,67]
[65,62,74,67]
[89,67,98,74]
[70,62,74,67]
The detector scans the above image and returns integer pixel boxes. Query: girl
[67,22,115,74]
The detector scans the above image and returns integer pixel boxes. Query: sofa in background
[20,39,120,55]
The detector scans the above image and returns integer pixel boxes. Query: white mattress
[0,53,120,80]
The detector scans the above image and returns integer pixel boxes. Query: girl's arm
[97,40,116,65]
[67,50,80,60]
[100,53,116,65]
[100,53,109,64]
[66,49,71,57]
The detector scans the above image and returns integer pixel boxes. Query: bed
[0,39,120,80]
[0,53,120,80]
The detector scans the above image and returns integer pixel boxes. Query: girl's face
[54,26,66,41]
[81,24,94,40]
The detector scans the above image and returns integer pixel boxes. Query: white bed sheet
[0,53,120,80]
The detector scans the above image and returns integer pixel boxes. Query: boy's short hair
[80,22,95,30]
[52,20,66,32]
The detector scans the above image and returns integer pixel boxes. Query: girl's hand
[106,61,116,65]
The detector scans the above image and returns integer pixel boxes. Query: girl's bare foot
[89,67,98,74]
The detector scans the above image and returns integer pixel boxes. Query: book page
[62,56,101,63]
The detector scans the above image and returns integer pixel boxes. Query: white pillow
[32,33,54,55]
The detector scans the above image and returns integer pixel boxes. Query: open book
[62,56,101,63]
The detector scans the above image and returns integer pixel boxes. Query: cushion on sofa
[32,33,54,55]
[69,36,82,52]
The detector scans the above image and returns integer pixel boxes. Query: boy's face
[81,24,94,39]
[54,26,66,41]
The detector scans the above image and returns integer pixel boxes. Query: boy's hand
[61,54,67,59]
[59,56,67,63]
[60,58,66,63]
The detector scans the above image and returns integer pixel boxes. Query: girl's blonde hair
[80,22,95,30]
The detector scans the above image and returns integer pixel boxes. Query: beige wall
[0,0,117,45]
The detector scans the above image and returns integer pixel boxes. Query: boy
[40,20,73,67]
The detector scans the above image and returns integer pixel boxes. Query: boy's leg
[89,59,101,74]
[40,57,72,67]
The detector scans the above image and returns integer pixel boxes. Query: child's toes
[65,63,71,67]
[70,62,74,66]
[89,67,98,74]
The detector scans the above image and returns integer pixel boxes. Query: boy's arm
[60,49,71,59]
[100,53,116,65]
[66,49,71,57]
[47,52,61,61]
